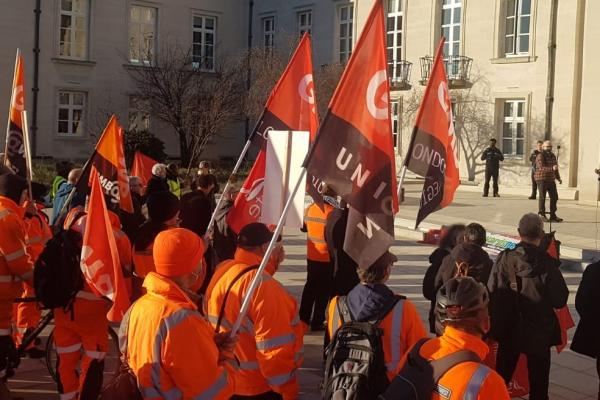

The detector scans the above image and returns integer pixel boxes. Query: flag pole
[396,164,408,201]
[230,167,307,336]
[206,109,266,234]
[4,48,20,166]
[21,111,33,202]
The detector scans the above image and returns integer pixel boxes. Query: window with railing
[192,15,216,72]
[502,99,526,157]
[338,4,354,63]
[441,0,461,58]
[505,0,531,56]
[386,0,404,81]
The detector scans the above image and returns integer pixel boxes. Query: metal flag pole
[396,164,408,201]
[230,167,307,336]
[4,48,20,166]
[21,110,33,202]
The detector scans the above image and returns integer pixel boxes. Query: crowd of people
[0,158,598,400]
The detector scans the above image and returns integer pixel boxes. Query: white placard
[261,130,309,228]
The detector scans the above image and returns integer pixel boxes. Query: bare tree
[126,43,243,166]
[314,63,345,119]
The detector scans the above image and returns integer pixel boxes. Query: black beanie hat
[147,191,180,223]
[237,223,274,248]
[0,173,28,204]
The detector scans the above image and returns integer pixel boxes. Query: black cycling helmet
[435,277,489,324]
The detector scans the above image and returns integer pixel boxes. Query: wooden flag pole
[4,48,20,166]
[21,110,34,203]
[230,166,307,336]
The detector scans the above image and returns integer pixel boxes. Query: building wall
[0,0,247,162]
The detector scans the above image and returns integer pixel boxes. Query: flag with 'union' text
[228,33,318,233]
[304,0,398,269]
[405,39,460,228]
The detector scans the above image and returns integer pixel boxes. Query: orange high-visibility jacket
[0,196,34,332]
[133,243,155,278]
[205,249,304,399]
[124,272,233,400]
[399,326,510,400]
[305,203,333,262]
[327,293,427,380]
[23,202,52,262]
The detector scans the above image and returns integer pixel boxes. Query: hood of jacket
[346,283,396,322]
[55,182,74,198]
[512,242,560,278]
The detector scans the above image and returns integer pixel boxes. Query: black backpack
[379,338,483,400]
[33,216,85,310]
[322,295,402,399]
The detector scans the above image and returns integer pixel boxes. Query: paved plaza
[7,223,598,399]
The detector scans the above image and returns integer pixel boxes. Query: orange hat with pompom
[153,228,205,277]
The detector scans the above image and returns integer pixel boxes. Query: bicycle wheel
[45,326,122,384]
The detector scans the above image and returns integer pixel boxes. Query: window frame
[386,0,404,81]
[441,0,462,57]
[297,9,313,37]
[56,90,87,138]
[58,0,90,60]
[504,0,531,56]
[262,15,275,50]
[337,4,354,63]
[128,4,158,65]
[128,96,150,132]
[501,99,526,158]
[192,14,217,72]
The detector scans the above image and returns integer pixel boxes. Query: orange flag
[131,151,157,191]
[4,50,27,177]
[80,167,130,322]
[76,115,133,213]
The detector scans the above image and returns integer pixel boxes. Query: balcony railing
[388,60,413,90]
[419,55,473,88]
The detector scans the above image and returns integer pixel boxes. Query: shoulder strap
[430,349,482,383]
[337,295,352,324]
[214,265,259,332]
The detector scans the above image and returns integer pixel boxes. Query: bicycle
[11,297,121,383]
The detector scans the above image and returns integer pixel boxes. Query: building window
[338,5,354,63]
[391,100,400,149]
[59,0,89,59]
[441,0,461,57]
[502,100,526,157]
[297,10,312,37]
[262,16,275,49]
[129,5,157,65]
[505,0,531,56]
[386,0,403,80]
[192,15,217,71]
[57,91,86,136]
[128,97,150,132]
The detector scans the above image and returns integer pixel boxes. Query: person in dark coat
[145,163,169,197]
[434,223,493,302]
[487,213,569,400]
[571,261,600,399]
[325,201,359,297]
[529,140,543,200]
[422,224,466,333]
[197,160,219,209]
[481,138,504,197]
[121,176,147,243]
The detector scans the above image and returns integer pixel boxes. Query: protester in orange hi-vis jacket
[205,222,304,400]
[14,182,52,357]
[382,277,510,400]
[0,174,33,374]
[53,209,111,400]
[326,251,427,381]
[106,210,134,297]
[299,199,334,331]
[124,228,234,399]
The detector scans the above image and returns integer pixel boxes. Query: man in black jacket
[487,213,569,400]
[481,138,504,197]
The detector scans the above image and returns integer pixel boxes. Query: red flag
[229,34,317,233]
[304,0,397,269]
[131,151,157,191]
[76,115,134,213]
[4,50,27,177]
[80,167,130,322]
[405,39,460,227]
[227,151,266,234]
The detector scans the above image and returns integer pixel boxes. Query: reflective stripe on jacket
[125,272,233,400]
[0,196,34,329]
[205,248,304,399]
[305,203,333,262]
[399,326,510,400]
[326,294,427,380]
